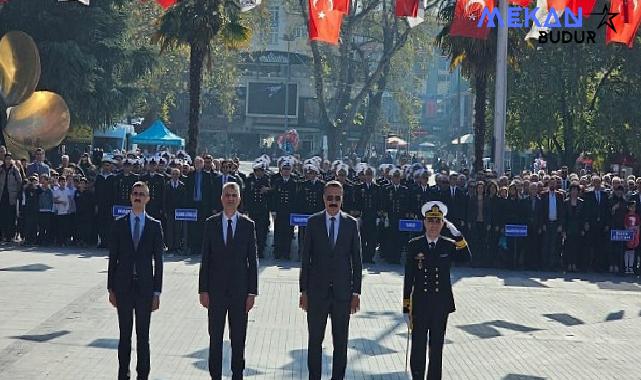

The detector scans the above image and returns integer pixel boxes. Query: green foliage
[0,0,155,127]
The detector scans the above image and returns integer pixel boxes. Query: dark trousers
[54,214,70,245]
[165,213,183,251]
[470,222,486,266]
[307,289,350,380]
[37,212,53,245]
[542,222,561,270]
[274,211,293,259]
[525,228,542,270]
[410,304,449,380]
[0,199,16,240]
[24,211,38,244]
[589,224,608,271]
[76,216,96,246]
[383,216,404,263]
[208,294,248,380]
[116,287,153,380]
[97,206,112,247]
[564,234,581,268]
[249,211,269,258]
[361,215,378,263]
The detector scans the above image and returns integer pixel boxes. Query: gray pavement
[2,241,641,380]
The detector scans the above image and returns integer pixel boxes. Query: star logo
[318,10,326,18]
[590,4,619,32]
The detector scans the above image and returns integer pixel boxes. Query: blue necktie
[329,217,336,249]
[133,216,141,250]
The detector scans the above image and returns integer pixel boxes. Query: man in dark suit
[108,181,164,380]
[584,175,611,271]
[403,201,471,380]
[199,181,258,380]
[184,157,214,255]
[440,173,467,230]
[212,159,241,213]
[299,180,363,380]
[540,177,566,271]
[163,168,186,253]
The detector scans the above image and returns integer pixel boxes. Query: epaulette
[440,236,456,244]
[409,235,423,243]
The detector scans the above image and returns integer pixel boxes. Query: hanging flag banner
[606,0,641,47]
[156,0,177,9]
[449,0,495,39]
[308,0,344,45]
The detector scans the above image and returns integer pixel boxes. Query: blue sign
[399,219,423,232]
[290,214,311,227]
[175,209,198,222]
[611,229,635,242]
[112,205,132,218]
[505,224,528,237]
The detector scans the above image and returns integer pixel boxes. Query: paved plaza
[2,241,641,380]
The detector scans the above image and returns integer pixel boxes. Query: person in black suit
[403,201,471,380]
[184,157,214,255]
[440,173,467,231]
[299,180,363,380]
[212,159,241,213]
[584,175,611,271]
[163,168,186,253]
[540,178,566,271]
[108,181,164,380]
[199,181,258,380]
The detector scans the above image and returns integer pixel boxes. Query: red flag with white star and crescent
[449,0,495,39]
[607,0,641,47]
[308,0,344,45]
[156,0,177,9]
[396,0,420,17]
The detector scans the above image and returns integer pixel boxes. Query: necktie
[429,242,436,250]
[226,219,233,247]
[223,175,227,184]
[194,172,201,201]
[596,191,600,204]
[452,188,455,198]
[133,216,141,250]
[329,217,336,249]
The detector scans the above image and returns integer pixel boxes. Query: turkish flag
[547,0,569,12]
[449,0,494,39]
[396,0,419,16]
[308,0,344,45]
[607,0,641,47]
[568,0,596,15]
[156,0,177,9]
[334,0,350,13]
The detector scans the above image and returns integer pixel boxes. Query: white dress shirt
[325,211,341,246]
[222,212,239,244]
[548,193,557,221]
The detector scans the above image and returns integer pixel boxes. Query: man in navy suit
[199,181,258,380]
[299,180,363,380]
[108,181,164,380]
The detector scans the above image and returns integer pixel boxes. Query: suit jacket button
[435,281,439,285]
[435,288,439,292]
[435,274,439,278]
[424,288,428,292]
[435,268,439,272]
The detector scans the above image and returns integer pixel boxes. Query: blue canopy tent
[131,120,185,147]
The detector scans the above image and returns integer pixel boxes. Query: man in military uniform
[411,170,438,219]
[141,158,166,220]
[335,164,357,217]
[356,167,382,264]
[95,158,115,248]
[403,201,471,380]
[295,164,325,258]
[382,168,411,263]
[245,162,271,258]
[112,159,140,208]
[270,160,298,260]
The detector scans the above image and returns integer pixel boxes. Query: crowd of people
[0,144,639,276]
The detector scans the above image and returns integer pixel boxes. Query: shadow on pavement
[0,263,52,272]
[11,330,70,342]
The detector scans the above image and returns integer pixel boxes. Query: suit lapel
[333,212,347,251]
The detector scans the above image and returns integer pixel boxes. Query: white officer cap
[304,163,319,173]
[421,201,448,219]
[336,164,349,174]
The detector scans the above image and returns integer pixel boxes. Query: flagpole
[493,0,508,176]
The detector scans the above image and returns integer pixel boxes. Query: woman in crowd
[563,183,586,272]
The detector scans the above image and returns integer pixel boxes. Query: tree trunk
[473,73,487,174]
[187,42,205,159]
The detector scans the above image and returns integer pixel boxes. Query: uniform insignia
[415,252,425,269]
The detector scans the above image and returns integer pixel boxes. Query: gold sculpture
[0,31,70,159]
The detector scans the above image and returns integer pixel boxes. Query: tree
[299,0,429,159]
[0,0,156,128]
[155,0,251,158]
[436,2,497,174]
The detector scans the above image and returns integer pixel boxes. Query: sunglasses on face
[325,195,342,201]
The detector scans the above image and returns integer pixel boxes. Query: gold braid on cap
[425,205,444,219]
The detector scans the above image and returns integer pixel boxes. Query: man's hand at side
[246,295,256,313]
[151,295,160,312]
[350,294,360,314]
[299,292,308,312]
[108,290,117,308]
[199,292,209,309]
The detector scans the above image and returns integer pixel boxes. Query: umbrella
[387,137,407,146]
[451,134,474,145]
[419,142,436,147]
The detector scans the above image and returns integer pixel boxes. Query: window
[268,6,280,45]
